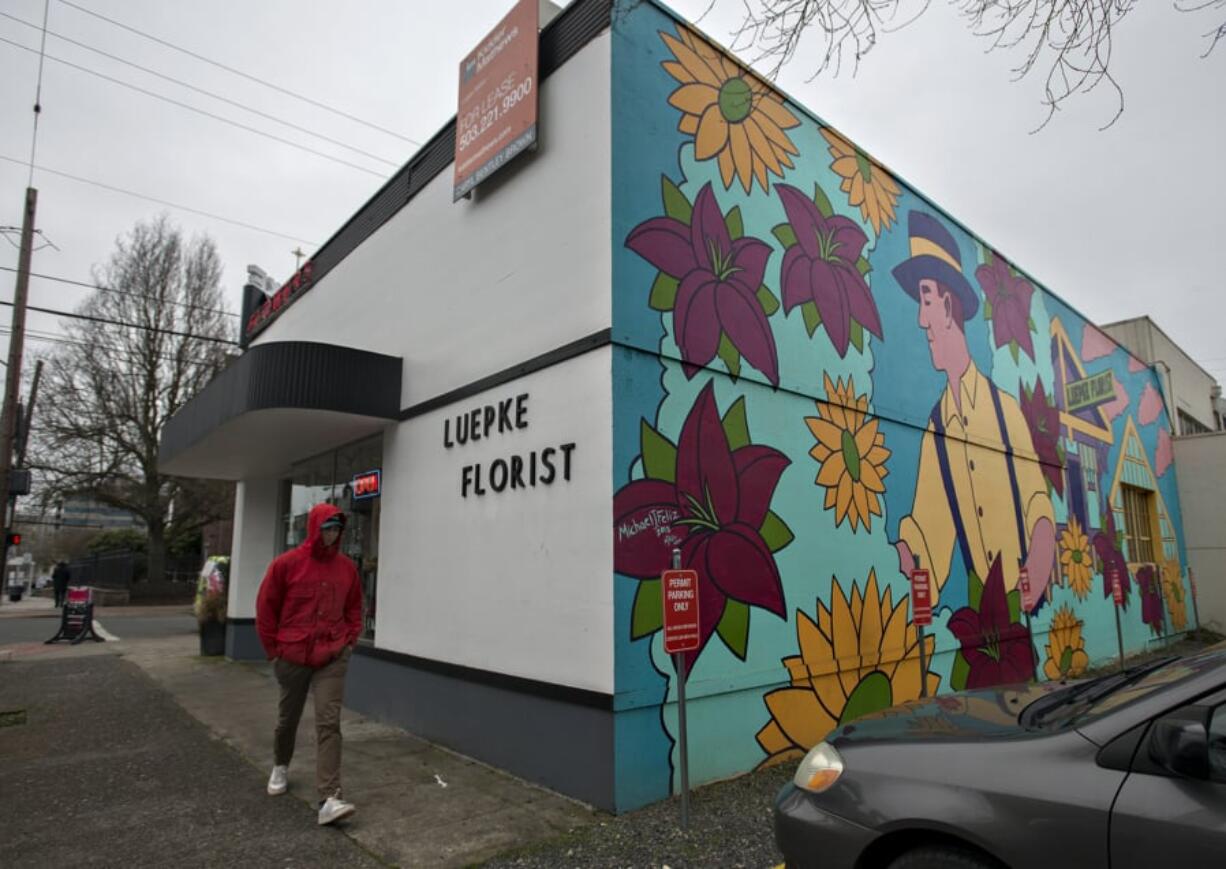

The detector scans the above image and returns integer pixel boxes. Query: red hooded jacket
[256,503,363,668]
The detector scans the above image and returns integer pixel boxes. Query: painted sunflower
[819,127,901,235]
[1162,561,1188,631]
[660,26,800,193]
[805,373,890,532]
[1042,605,1089,681]
[756,571,939,766]
[1059,516,1093,600]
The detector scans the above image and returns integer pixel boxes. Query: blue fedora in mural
[891,211,979,319]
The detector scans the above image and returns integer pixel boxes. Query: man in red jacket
[256,502,364,826]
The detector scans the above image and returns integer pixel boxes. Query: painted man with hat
[891,211,1056,612]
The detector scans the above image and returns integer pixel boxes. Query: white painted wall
[252,32,612,411]
[377,347,613,692]
[1103,317,1221,433]
[1172,431,1226,631]
[228,478,281,620]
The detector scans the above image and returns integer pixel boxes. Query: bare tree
[725,0,1225,127]
[29,215,235,583]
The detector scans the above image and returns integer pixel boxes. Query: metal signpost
[909,568,932,696]
[661,548,699,829]
[1111,568,1125,671]
[1019,567,1036,671]
[1189,567,1200,631]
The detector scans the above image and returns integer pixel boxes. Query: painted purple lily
[1136,564,1165,635]
[625,184,779,385]
[613,382,790,673]
[1019,378,1064,498]
[976,253,1035,361]
[1093,506,1132,604]
[776,183,883,357]
[948,555,1035,689]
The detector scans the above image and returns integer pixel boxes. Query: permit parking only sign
[661,569,700,654]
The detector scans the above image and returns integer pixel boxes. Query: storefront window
[282,434,383,642]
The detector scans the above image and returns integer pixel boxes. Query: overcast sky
[2,0,1223,385]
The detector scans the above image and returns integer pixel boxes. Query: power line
[0,266,239,319]
[1,326,224,367]
[0,299,238,345]
[26,0,51,186]
[0,154,319,245]
[1,11,401,168]
[59,0,422,147]
[0,36,387,178]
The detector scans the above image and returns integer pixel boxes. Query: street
[0,607,196,645]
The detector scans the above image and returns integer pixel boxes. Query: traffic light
[4,532,20,548]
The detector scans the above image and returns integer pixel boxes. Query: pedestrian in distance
[51,560,71,608]
[256,503,364,826]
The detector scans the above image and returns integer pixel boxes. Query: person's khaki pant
[273,647,351,800]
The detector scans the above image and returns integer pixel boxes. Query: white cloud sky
[2,0,1223,381]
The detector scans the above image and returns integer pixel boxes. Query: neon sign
[352,469,382,500]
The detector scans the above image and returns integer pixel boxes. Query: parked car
[774,649,1226,868]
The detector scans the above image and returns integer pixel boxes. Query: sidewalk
[121,634,597,867]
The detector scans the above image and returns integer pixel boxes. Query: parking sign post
[910,567,931,697]
[1019,567,1036,674]
[662,548,699,830]
[1189,567,1200,632]
[1111,568,1125,672]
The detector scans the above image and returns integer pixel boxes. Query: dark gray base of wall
[226,619,264,661]
[345,649,615,811]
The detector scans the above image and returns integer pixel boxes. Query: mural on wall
[610,0,1190,807]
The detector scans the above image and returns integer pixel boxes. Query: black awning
[159,341,401,480]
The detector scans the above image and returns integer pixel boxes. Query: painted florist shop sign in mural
[608,2,1188,803]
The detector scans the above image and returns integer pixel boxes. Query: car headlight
[793,741,844,793]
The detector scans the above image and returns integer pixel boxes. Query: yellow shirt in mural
[898,362,1054,604]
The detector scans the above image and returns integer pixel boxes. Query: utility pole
[0,187,38,592]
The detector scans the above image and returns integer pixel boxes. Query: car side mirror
[1148,708,1211,780]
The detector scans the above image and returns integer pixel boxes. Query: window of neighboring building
[1121,484,1156,564]
[1178,409,1210,436]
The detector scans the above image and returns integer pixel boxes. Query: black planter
[199,620,226,656]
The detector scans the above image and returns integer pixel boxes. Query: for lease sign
[454,0,538,200]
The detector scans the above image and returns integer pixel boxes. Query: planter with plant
[194,556,230,656]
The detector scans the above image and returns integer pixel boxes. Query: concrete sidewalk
[121,634,598,867]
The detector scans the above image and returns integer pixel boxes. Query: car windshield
[1021,655,1189,730]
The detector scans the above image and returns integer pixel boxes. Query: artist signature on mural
[617,507,682,547]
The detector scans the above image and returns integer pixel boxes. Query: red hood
[303,503,344,560]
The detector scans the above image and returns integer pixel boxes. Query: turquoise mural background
[609,0,1190,811]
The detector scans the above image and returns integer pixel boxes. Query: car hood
[828,682,1062,746]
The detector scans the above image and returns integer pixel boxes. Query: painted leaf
[717,598,750,659]
[856,256,871,277]
[1009,340,1020,364]
[812,183,834,219]
[950,650,970,692]
[649,272,680,311]
[772,223,798,249]
[1028,317,1037,332]
[983,299,994,321]
[757,285,780,317]
[1007,589,1021,623]
[1059,646,1073,675]
[721,396,750,451]
[725,206,744,241]
[968,570,984,611]
[801,302,822,338]
[759,510,794,552]
[631,578,663,640]
[661,176,692,224]
[839,672,892,725]
[640,420,677,482]
[849,321,865,354]
[717,332,742,379]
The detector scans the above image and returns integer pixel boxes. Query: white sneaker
[318,794,356,826]
[267,765,288,796]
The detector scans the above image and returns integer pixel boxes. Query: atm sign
[352,469,382,499]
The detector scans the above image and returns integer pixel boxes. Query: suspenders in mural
[929,380,1029,591]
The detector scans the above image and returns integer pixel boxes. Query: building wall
[608,0,1190,809]
[1102,316,1220,434]
[250,32,613,412]
[1171,431,1226,630]
[377,346,613,693]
